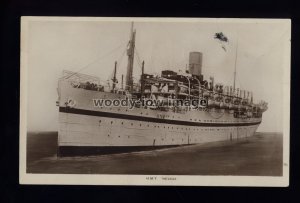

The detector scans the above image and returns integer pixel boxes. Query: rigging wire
[117,48,127,66]
[108,47,127,81]
[135,47,143,69]
[230,26,289,94]
[64,41,127,80]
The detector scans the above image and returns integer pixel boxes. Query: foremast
[125,22,136,92]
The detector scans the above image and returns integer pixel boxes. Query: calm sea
[26,132,283,176]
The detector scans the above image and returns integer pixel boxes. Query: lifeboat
[241,99,248,106]
[208,99,215,107]
[213,93,224,108]
[223,102,229,109]
[213,93,223,100]
[224,96,231,103]
[239,104,246,111]
[214,100,220,108]
[233,98,240,105]
[213,94,218,100]
[220,102,227,109]
[203,91,210,98]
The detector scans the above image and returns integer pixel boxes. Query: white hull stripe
[59,107,261,127]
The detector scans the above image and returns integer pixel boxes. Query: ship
[56,22,268,156]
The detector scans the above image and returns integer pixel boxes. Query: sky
[23,18,290,132]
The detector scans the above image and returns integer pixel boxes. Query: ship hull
[58,145,184,156]
[58,107,260,156]
[57,82,261,156]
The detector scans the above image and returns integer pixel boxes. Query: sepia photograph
[19,17,290,186]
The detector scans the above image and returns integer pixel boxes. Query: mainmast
[233,38,238,90]
[125,22,136,91]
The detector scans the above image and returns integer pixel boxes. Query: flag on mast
[214,32,229,51]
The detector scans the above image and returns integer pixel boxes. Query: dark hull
[58,145,186,157]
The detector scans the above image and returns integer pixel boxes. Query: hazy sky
[23,18,290,132]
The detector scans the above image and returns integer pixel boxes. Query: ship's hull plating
[57,82,261,156]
